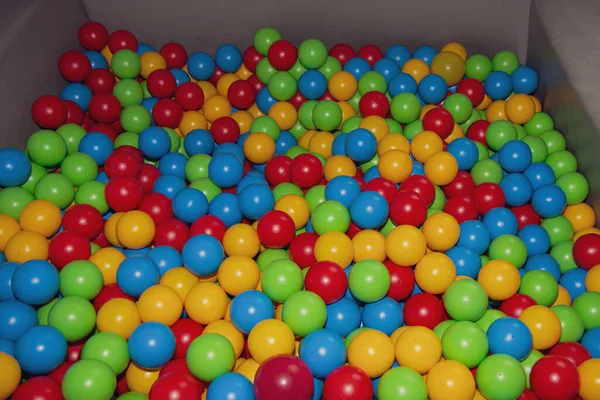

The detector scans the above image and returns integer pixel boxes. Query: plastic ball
[476,354,526,400]
[62,359,116,400]
[518,305,562,350]
[184,282,228,325]
[182,234,224,276]
[444,279,488,321]
[254,355,314,400]
[322,365,373,400]
[14,325,66,375]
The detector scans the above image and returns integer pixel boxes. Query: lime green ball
[121,104,151,133]
[541,216,574,246]
[380,218,397,237]
[37,298,59,325]
[345,327,371,348]
[257,249,290,271]
[305,185,326,212]
[48,296,96,342]
[348,91,362,112]
[0,187,34,220]
[348,260,390,303]
[476,141,489,161]
[81,332,130,374]
[403,120,424,140]
[476,309,506,333]
[443,94,473,124]
[289,59,308,81]
[34,173,75,209]
[545,150,577,179]
[57,124,87,154]
[519,270,558,307]
[360,154,379,173]
[471,159,504,185]
[298,100,318,130]
[430,185,446,210]
[118,393,148,400]
[433,319,456,340]
[442,321,489,368]
[90,242,101,254]
[282,290,327,337]
[261,259,304,302]
[444,279,488,321]
[141,80,150,99]
[75,180,108,214]
[460,109,482,132]
[22,162,48,193]
[62,359,116,400]
[111,50,141,79]
[318,56,342,80]
[486,120,518,151]
[60,260,104,300]
[539,130,566,154]
[250,115,280,140]
[521,135,548,163]
[113,79,144,106]
[189,178,221,202]
[285,145,309,159]
[476,354,526,400]
[466,54,493,81]
[312,100,342,132]
[114,132,140,148]
[521,349,543,388]
[552,304,585,342]
[187,333,235,381]
[524,112,554,136]
[340,116,362,133]
[387,118,403,134]
[358,71,387,94]
[556,172,589,205]
[185,154,211,181]
[268,71,297,101]
[60,152,98,186]
[390,93,421,124]
[164,128,180,152]
[254,27,282,56]
[27,130,68,167]
[290,120,307,140]
[256,58,277,84]
[311,200,351,234]
[489,234,527,268]
[273,182,303,201]
[573,291,600,330]
[298,38,328,69]
[492,51,520,75]
[550,241,577,274]
[377,367,428,400]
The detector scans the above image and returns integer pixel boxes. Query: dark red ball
[389,190,428,227]
[63,100,84,125]
[319,90,335,102]
[67,340,84,362]
[48,231,91,270]
[153,98,184,128]
[139,164,161,194]
[90,123,117,141]
[268,40,298,71]
[473,182,506,215]
[443,170,476,198]
[399,175,435,207]
[290,153,323,189]
[257,210,296,249]
[364,177,398,204]
[265,155,292,186]
[147,69,177,99]
[78,22,109,51]
[518,388,538,400]
[31,95,67,129]
[329,44,356,67]
[573,233,600,270]
[511,204,541,230]
[549,342,591,367]
[211,116,240,144]
[93,283,135,311]
[466,120,490,147]
[228,80,256,110]
[254,355,314,400]
[243,45,263,73]
[89,93,122,124]
[359,91,390,118]
[170,319,204,359]
[530,355,580,400]
[58,51,92,82]
[160,42,188,69]
[209,66,225,86]
[456,78,485,107]
[289,232,318,269]
[104,150,142,178]
[154,218,190,251]
[175,81,205,111]
[289,90,308,110]
[322,365,373,400]
[48,361,74,384]
[138,193,174,225]
[444,194,479,224]
[149,373,204,400]
[422,107,454,139]
[357,45,383,67]
[305,261,348,304]
[62,204,104,240]
[105,175,144,211]
[403,292,446,329]
[189,215,227,242]
[385,260,416,301]
[247,74,266,94]
[108,29,138,53]
[160,358,197,378]
[499,293,537,318]
[12,376,63,400]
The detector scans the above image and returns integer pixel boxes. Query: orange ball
[441,42,467,61]
[411,130,444,163]
[328,71,358,101]
[352,229,386,263]
[116,210,155,249]
[444,124,465,143]
[275,194,310,229]
[563,203,596,233]
[324,155,357,181]
[223,223,261,258]
[298,130,318,149]
[4,230,48,263]
[104,212,123,247]
[402,59,430,84]
[198,81,217,99]
[359,116,389,142]
[268,102,297,131]
[126,362,161,394]
[378,149,413,184]
[89,247,125,285]
[140,52,166,78]
[422,212,460,252]
[424,151,459,186]
[505,94,536,125]
[97,298,141,339]
[477,259,521,301]
[137,284,183,326]
[518,305,562,350]
[19,200,62,238]
[431,51,466,86]
[243,132,276,164]
[0,214,22,252]
[338,101,356,127]
[385,225,427,266]
[159,267,199,301]
[232,110,254,133]
[486,100,507,122]
[476,94,493,111]
[180,111,208,136]
[185,282,229,325]
[203,95,232,122]
[377,133,410,156]
[217,73,240,97]
[308,132,334,159]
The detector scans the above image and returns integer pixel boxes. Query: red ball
[456,78,485,107]
[63,100,84,125]
[518,388,539,400]
[160,358,196,378]
[111,119,124,134]
[254,355,314,400]
[399,175,436,207]
[90,123,117,141]
[108,29,138,53]
[549,342,591,367]
[265,155,292,186]
[171,319,204,359]
[48,361,74,384]
[154,218,190,252]
[67,340,84,362]
[227,80,256,110]
[499,293,537,318]
[78,22,109,51]
[58,51,92,82]
[289,232,318,269]
[289,90,308,110]
[160,42,188,70]
[243,45,263,73]
[89,93,122,124]
[105,175,144,211]
[116,145,144,163]
[385,260,415,301]
[211,116,241,144]
[12,376,63,400]
[346,221,362,239]
[304,261,348,304]
[473,182,506,215]
[209,66,225,86]
[357,45,383,67]
[329,44,356,67]
[153,98,184,128]
[322,365,373,400]
[466,120,490,147]
[104,150,142,178]
[48,231,91,270]
[268,40,298,71]
[511,204,541,230]
[175,81,205,111]
[31,95,67,129]
[81,114,95,132]
[389,190,428,227]
[190,215,227,242]
[319,90,335,102]
[247,74,266,94]
[573,233,600,270]
[403,292,446,329]
[530,355,580,400]
[62,204,104,240]
[138,193,174,225]
[149,373,204,400]
[139,164,161,194]
[364,177,398,204]
[147,69,177,99]
[444,194,479,224]
[290,153,323,189]
[443,170,476,198]
[116,374,129,396]
[93,283,135,311]
[422,107,455,139]
[358,91,390,118]
[257,210,296,249]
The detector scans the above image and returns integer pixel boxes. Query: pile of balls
[0,21,599,400]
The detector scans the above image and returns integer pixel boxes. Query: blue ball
[124,247,150,257]
[256,87,277,114]
[523,162,556,190]
[15,325,67,375]
[313,378,324,400]
[207,372,255,400]
[418,74,448,104]
[139,126,171,160]
[128,322,176,369]
[141,97,159,118]
[238,183,275,220]
[484,71,513,100]
[237,176,268,194]
[364,165,381,181]
[361,297,404,335]
[147,245,183,277]
[275,130,298,155]
[411,161,425,176]
[447,246,482,278]
[209,153,244,188]
[136,44,155,56]
[385,45,411,68]
[11,260,59,305]
[187,52,215,81]
[60,83,93,111]
[184,129,215,156]
[517,224,551,256]
[458,220,492,255]
[373,58,401,83]
[237,132,250,150]
[350,191,389,229]
[0,262,18,301]
[512,66,538,95]
[500,173,533,207]
[499,140,532,173]
[345,128,377,163]
[0,148,31,187]
[78,132,114,165]
[214,142,245,162]
[559,268,587,300]
[343,57,371,80]
[116,256,160,297]
[332,133,347,156]
[0,300,38,341]
[446,138,479,171]
[215,44,243,73]
[524,254,561,282]
[299,329,347,378]
[483,207,518,239]
[413,47,437,66]
[298,70,328,100]
[84,50,109,69]
[0,338,14,356]
[182,234,224,277]
[325,176,361,209]
[230,290,274,334]
[531,184,567,218]
[158,152,188,179]
[388,73,418,97]
[581,327,600,358]
[487,317,533,361]
[172,188,209,224]
[324,298,361,338]
[169,68,190,86]
[153,174,187,200]
[209,192,243,227]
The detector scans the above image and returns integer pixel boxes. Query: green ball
[254,27,282,56]
[459,109,482,132]
[358,71,387,94]
[348,260,390,303]
[318,56,342,80]
[521,349,543,388]
[489,234,528,268]
[345,327,370,348]
[556,172,589,205]
[60,260,104,300]
[380,218,397,237]
[442,321,489,368]
[285,145,309,159]
[62,359,116,400]
[165,128,180,152]
[476,309,506,333]
[360,153,379,173]
[476,354,526,400]
[141,80,151,99]
[37,298,59,325]
[290,120,307,140]
[49,296,96,342]
[312,100,342,132]
[111,50,141,79]
[187,333,235,381]
[57,124,87,154]
[550,241,577,274]
[256,58,277,84]
[430,185,446,210]
[75,181,108,214]
[298,38,328,69]
[471,159,504,185]
[289,59,308,81]
[377,367,428,400]
[22,162,48,193]
[60,152,98,186]
[348,91,362,112]
[573,291,600,330]
[185,154,211,181]
[341,116,363,133]
[486,121,518,151]
[305,185,326,212]
[113,79,144,106]
[480,254,491,265]
[273,182,304,201]
[519,270,558,306]
[268,71,297,101]
[390,93,421,124]
[552,304,585,342]
[298,100,318,130]
[492,51,520,75]
[27,130,68,167]
[541,216,574,246]
[250,116,280,140]
[121,104,151,133]
[515,124,527,140]
[118,393,148,400]
[427,208,442,218]
[34,173,75,209]
[545,150,577,179]
[387,118,403,134]
[476,141,489,161]
[311,200,351,234]
[443,94,473,124]
[261,259,304,302]
[524,112,554,136]
[257,249,290,271]
[189,178,221,202]
[282,291,327,336]
[0,187,34,220]
[114,132,140,148]
[81,332,130,374]
[91,242,101,254]
[433,319,456,340]
[443,279,488,321]
[521,135,548,163]
[465,54,493,82]
[539,130,566,154]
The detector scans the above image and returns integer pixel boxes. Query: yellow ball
[378,149,413,184]
[204,320,245,359]
[441,42,468,61]
[198,81,217,99]
[395,326,442,374]
[431,51,466,86]
[338,101,356,127]
[477,259,521,301]
[563,203,596,233]
[486,100,507,122]
[552,285,572,307]
[235,64,252,80]
[89,247,125,285]
[101,46,113,65]
[159,267,199,301]
[427,360,476,400]
[505,94,536,125]
[420,104,438,120]
[0,353,21,400]
[308,131,335,159]
[477,94,493,112]
[104,212,123,247]
[244,132,276,164]
[352,229,386,263]
[402,59,430,84]
[185,282,228,325]
[328,71,358,101]
[324,155,357,181]
[390,326,411,346]
[0,214,21,252]
[298,130,318,149]
[415,252,457,294]
[314,231,354,268]
[411,130,444,163]
[574,227,600,241]
[4,230,48,263]
[530,95,542,112]
[140,52,166,78]
[424,151,459,186]
[235,358,260,382]
[585,265,600,292]
[180,110,208,136]
[347,330,395,378]
[275,194,310,229]
[97,298,141,339]
[385,225,427,266]
[377,133,410,156]
[359,116,389,142]
[217,256,260,296]
[518,305,562,350]
[268,102,297,131]
[126,362,160,394]
[137,284,183,326]
[217,73,240,97]
[203,95,232,122]
[223,223,261,258]
[232,110,254,133]
[248,104,264,119]
[422,212,460,252]
[19,200,62,238]
[116,210,155,249]
[248,319,296,363]
[444,123,465,144]
[578,358,600,400]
